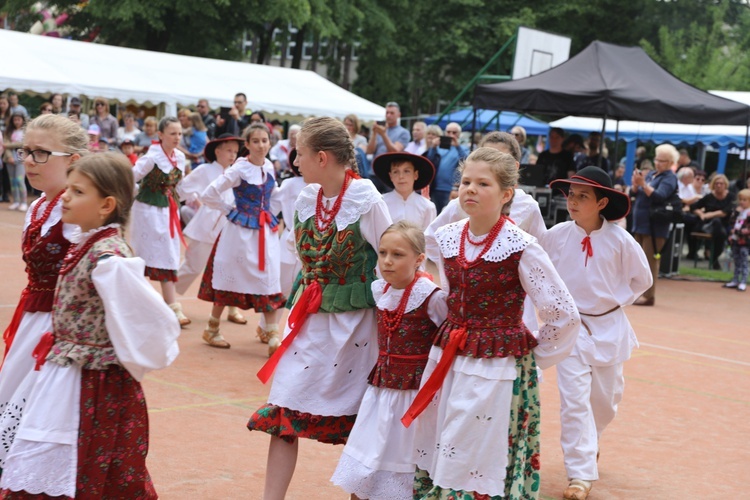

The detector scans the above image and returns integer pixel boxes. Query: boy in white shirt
[373,152,437,231]
[541,166,652,500]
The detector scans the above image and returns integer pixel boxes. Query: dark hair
[158,116,180,133]
[251,111,266,122]
[550,127,566,138]
[480,131,521,162]
[235,92,247,101]
[67,152,135,226]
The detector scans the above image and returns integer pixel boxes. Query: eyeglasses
[16,148,72,163]
[95,103,105,107]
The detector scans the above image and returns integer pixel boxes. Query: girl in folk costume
[0,115,87,468]
[248,117,392,500]
[373,152,437,230]
[404,148,580,500]
[198,124,286,351]
[0,153,180,498]
[130,116,189,326]
[175,133,248,325]
[331,221,448,500]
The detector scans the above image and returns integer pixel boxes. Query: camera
[439,136,453,149]
[376,120,385,126]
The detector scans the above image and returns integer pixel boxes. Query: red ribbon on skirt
[257,281,323,384]
[258,211,279,272]
[2,289,29,365]
[167,191,187,247]
[32,331,55,371]
[401,325,467,428]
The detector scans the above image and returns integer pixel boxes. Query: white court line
[639,341,750,367]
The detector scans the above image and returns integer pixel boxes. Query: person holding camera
[423,122,468,214]
[367,102,410,192]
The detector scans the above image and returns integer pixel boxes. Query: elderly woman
[511,125,530,164]
[630,143,679,306]
[690,174,735,269]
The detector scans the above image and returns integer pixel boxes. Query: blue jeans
[731,244,749,284]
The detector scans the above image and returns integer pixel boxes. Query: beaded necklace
[314,169,358,232]
[456,215,507,269]
[23,191,65,252]
[59,227,119,275]
[381,274,419,338]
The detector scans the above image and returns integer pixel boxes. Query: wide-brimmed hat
[204,133,243,163]
[288,148,300,176]
[549,166,630,221]
[372,152,435,191]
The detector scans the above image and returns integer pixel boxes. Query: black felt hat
[372,152,435,191]
[203,133,243,163]
[549,166,631,221]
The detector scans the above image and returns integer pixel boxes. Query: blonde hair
[143,116,158,129]
[426,124,443,136]
[460,147,517,215]
[26,114,88,156]
[67,152,134,226]
[655,143,679,164]
[381,220,425,255]
[480,131,521,162]
[343,114,361,137]
[737,188,750,201]
[189,112,206,131]
[298,116,355,169]
[709,173,729,191]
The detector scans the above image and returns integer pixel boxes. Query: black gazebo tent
[474,41,750,126]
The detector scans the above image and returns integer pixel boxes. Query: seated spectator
[120,139,138,165]
[134,116,159,154]
[344,114,368,152]
[87,124,101,152]
[693,169,709,196]
[689,174,735,269]
[90,97,118,144]
[117,112,141,143]
[677,167,700,205]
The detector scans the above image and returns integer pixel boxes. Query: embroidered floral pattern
[226,176,279,229]
[135,166,182,208]
[23,218,70,313]
[247,404,356,445]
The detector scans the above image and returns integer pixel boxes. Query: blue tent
[424,108,549,136]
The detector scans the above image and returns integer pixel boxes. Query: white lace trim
[0,439,76,497]
[331,451,414,500]
[372,277,438,314]
[295,178,381,228]
[68,223,121,245]
[435,219,533,262]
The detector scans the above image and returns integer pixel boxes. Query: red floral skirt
[247,404,356,445]
[1,366,156,499]
[145,266,177,283]
[197,241,286,312]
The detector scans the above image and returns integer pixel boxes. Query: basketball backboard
[512,26,571,80]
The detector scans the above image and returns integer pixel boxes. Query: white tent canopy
[0,29,386,120]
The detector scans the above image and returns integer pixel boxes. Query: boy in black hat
[373,152,437,230]
[540,166,652,500]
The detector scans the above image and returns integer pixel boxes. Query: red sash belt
[378,351,429,361]
[2,289,29,365]
[258,211,279,271]
[32,331,55,371]
[401,325,467,428]
[257,281,322,384]
[167,191,187,247]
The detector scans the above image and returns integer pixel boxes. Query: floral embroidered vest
[23,220,70,313]
[290,216,377,313]
[135,166,182,207]
[436,252,538,359]
[48,235,132,370]
[227,175,278,229]
[369,289,440,390]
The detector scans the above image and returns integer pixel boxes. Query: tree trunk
[291,26,306,69]
[279,28,288,67]
[255,23,276,65]
[310,34,320,72]
[342,43,352,89]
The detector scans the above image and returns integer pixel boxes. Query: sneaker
[723,282,738,289]
[739,283,747,292]
[17,203,27,212]
[8,202,19,211]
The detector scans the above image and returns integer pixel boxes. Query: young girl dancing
[0,153,180,498]
[198,124,286,351]
[331,220,448,500]
[131,116,189,326]
[176,133,248,324]
[248,117,392,500]
[0,115,87,468]
[404,147,580,500]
